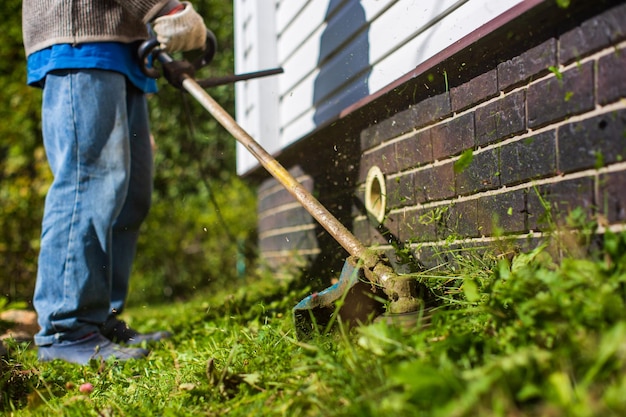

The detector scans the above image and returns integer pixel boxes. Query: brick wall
[257,166,317,270]
[355,2,626,269]
[255,1,626,276]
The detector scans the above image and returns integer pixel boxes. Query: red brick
[499,131,557,186]
[431,113,475,160]
[360,127,380,152]
[455,149,500,195]
[475,90,526,146]
[526,177,595,230]
[450,69,498,112]
[397,208,439,243]
[386,248,427,274]
[559,2,626,65]
[358,152,375,184]
[353,218,371,245]
[352,210,391,246]
[258,165,309,193]
[599,169,626,223]
[394,130,433,171]
[598,46,626,105]
[258,207,314,233]
[360,106,418,150]
[259,229,318,252]
[414,163,456,203]
[365,212,398,246]
[429,163,456,201]
[360,93,446,151]
[257,176,314,213]
[386,173,415,209]
[527,61,595,129]
[497,38,557,91]
[362,222,386,246]
[410,93,452,129]
[446,199,479,238]
[371,145,398,175]
[558,109,626,174]
[358,144,397,183]
[475,190,527,236]
[412,244,447,270]
[412,169,430,204]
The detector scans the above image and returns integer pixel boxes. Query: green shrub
[0,0,47,301]
[130,175,257,305]
[0,0,250,305]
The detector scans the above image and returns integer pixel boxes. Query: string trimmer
[139,31,425,339]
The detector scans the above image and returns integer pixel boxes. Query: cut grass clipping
[3,231,626,416]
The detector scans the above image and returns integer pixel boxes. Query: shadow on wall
[313,0,371,126]
[296,0,371,285]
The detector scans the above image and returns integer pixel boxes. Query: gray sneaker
[101,318,172,345]
[38,333,149,365]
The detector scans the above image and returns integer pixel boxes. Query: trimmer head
[140,41,424,340]
[293,257,387,339]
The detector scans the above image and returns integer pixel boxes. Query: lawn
[3,231,626,416]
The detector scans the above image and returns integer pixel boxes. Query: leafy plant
[556,0,571,9]
[548,65,563,81]
[0,0,48,301]
[0,0,252,305]
[454,149,474,174]
[6,231,626,416]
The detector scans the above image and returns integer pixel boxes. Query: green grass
[3,231,626,416]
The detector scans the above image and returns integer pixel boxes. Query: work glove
[152,2,207,53]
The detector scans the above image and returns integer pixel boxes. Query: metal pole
[180,75,374,267]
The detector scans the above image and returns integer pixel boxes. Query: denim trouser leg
[34,69,152,346]
[110,86,153,316]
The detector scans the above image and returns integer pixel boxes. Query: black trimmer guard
[293,257,386,339]
[140,40,422,341]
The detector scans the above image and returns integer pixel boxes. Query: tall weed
[3,233,626,416]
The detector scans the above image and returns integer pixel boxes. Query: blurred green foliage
[0,0,47,301]
[0,0,258,304]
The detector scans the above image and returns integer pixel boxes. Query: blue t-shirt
[27,42,157,94]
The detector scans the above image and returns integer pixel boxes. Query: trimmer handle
[138,29,218,79]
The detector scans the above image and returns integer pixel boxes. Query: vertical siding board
[234,0,281,174]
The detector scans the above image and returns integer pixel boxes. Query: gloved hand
[152,2,207,53]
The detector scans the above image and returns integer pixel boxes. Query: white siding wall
[233,0,281,174]
[234,0,523,174]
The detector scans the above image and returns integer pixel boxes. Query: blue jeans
[34,69,153,346]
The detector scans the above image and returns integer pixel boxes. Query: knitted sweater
[22,0,172,56]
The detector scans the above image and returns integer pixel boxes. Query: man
[22,0,208,364]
